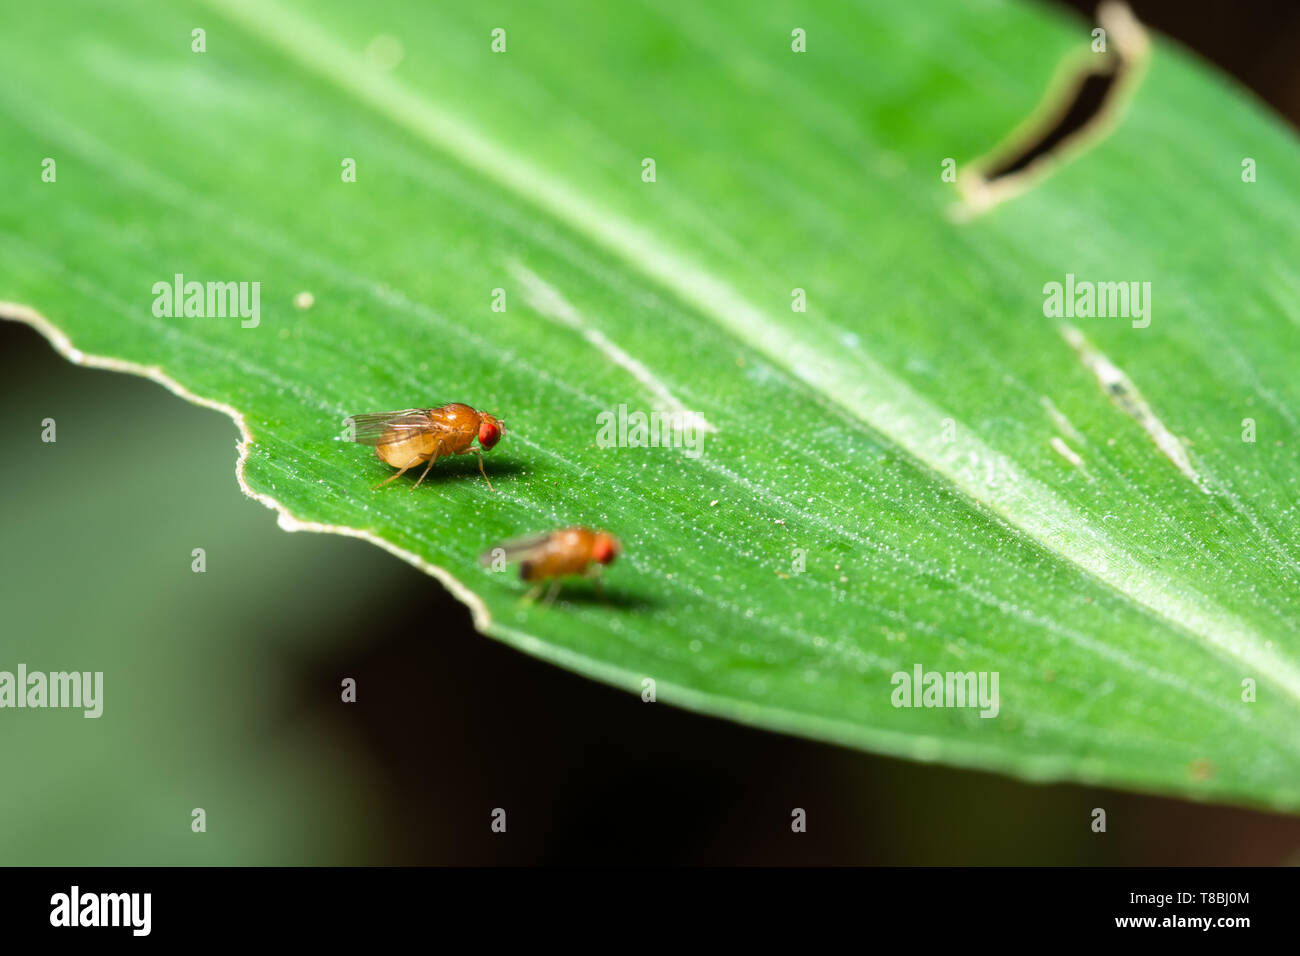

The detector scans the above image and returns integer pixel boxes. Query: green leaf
[3,0,1298,811]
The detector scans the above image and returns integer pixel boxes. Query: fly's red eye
[592,536,619,565]
[478,421,501,449]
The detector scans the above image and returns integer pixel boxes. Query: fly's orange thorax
[427,403,480,455]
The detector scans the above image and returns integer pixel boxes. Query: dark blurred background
[3,0,1299,865]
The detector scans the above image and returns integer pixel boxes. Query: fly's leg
[543,580,562,606]
[473,448,495,492]
[586,566,606,600]
[411,441,444,491]
[518,583,545,607]
[371,454,425,490]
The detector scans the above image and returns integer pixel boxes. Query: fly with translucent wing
[481,527,621,603]
[343,402,505,491]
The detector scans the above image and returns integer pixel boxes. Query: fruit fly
[481,527,621,603]
[343,402,505,491]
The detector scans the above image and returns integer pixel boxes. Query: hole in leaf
[980,66,1121,182]
[955,1,1149,216]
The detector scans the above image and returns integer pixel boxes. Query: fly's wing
[342,409,434,446]
[478,531,555,567]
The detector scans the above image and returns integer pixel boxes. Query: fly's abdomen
[376,432,437,467]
